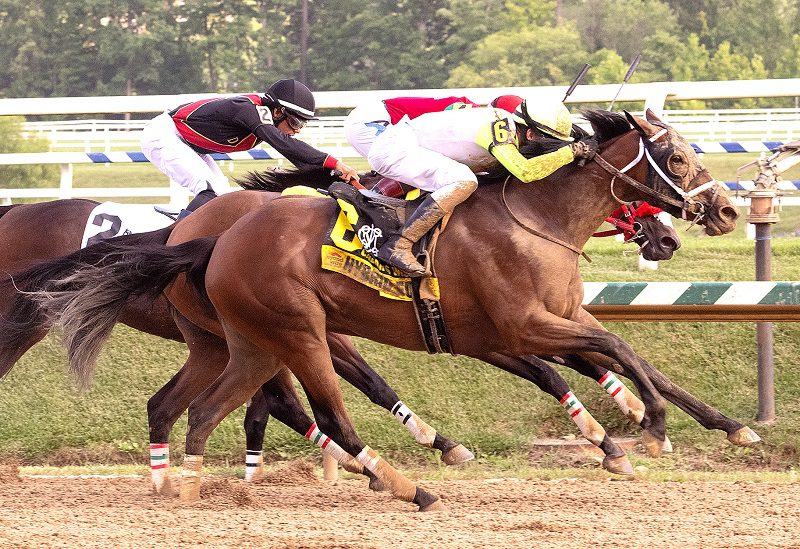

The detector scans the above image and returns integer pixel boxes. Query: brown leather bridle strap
[500,176,591,261]
[592,152,685,210]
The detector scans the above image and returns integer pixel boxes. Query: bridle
[591,126,724,225]
[500,122,718,258]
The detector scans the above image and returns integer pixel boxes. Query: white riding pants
[343,101,393,158]
[366,118,476,192]
[140,112,231,196]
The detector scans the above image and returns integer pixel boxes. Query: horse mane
[580,110,632,143]
[236,166,340,192]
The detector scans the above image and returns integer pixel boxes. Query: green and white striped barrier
[583,282,800,306]
[582,282,800,322]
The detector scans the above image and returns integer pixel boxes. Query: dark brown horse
[0,191,680,488]
[28,110,755,510]
[0,190,682,488]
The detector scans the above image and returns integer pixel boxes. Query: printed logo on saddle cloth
[319,185,439,301]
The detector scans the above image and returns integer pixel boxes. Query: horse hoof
[441,444,475,466]
[641,431,665,458]
[419,499,446,512]
[179,481,201,503]
[602,454,634,476]
[244,467,265,483]
[369,476,388,492]
[662,435,673,453]
[728,426,761,446]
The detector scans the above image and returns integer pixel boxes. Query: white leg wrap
[391,401,436,446]
[561,391,606,445]
[244,450,263,481]
[149,443,169,491]
[356,446,381,473]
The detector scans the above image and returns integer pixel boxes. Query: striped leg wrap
[391,401,435,446]
[244,450,263,481]
[560,391,606,445]
[149,443,170,491]
[598,372,643,423]
[305,422,349,464]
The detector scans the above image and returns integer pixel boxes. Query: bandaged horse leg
[553,353,671,455]
[147,317,229,496]
[244,368,368,482]
[327,333,473,465]
[481,353,633,475]
[574,351,760,451]
[377,180,477,276]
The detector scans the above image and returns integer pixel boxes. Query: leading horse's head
[586,109,738,236]
[625,109,738,235]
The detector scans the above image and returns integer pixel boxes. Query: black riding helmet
[264,79,318,120]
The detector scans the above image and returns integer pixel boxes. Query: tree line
[0,0,798,109]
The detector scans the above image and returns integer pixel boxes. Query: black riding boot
[177,189,217,220]
[377,194,446,277]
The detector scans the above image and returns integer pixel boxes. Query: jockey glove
[571,137,598,160]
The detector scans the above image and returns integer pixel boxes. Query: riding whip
[562,63,591,102]
[608,53,642,111]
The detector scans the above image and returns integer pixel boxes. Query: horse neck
[470,133,641,251]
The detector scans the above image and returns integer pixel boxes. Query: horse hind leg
[179,340,284,503]
[246,368,369,483]
[327,332,474,466]
[147,317,229,496]
[483,353,633,476]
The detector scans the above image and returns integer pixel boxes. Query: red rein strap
[592,202,664,240]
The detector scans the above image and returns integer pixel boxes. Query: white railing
[20,110,800,153]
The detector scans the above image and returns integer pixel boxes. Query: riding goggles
[282,109,308,131]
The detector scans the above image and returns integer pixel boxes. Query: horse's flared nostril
[720,204,739,222]
[661,236,681,251]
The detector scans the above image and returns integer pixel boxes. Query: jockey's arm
[475,117,575,183]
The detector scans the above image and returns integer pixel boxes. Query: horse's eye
[668,153,688,177]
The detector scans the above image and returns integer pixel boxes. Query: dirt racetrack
[2,462,800,549]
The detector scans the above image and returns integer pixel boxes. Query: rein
[500,176,591,261]
[592,202,663,241]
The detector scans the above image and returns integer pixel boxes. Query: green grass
[1,151,799,473]
[0,235,798,472]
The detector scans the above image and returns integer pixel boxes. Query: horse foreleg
[549,353,672,455]
[327,332,473,465]
[576,352,759,448]
[247,368,368,482]
[481,353,632,475]
[522,315,668,453]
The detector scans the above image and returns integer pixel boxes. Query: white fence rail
[19,109,800,154]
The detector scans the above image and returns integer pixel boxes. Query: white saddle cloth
[81,202,178,249]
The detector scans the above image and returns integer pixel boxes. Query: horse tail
[236,166,341,192]
[0,225,179,385]
[41,234,219,390]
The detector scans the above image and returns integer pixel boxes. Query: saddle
[320,181,454,354]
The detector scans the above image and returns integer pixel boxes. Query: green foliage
[2,0,798,96]
[0,116,56,187]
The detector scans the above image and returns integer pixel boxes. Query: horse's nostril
[661,236,681,250]
[720,205,739,221]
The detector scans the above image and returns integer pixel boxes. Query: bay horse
[28,110,754,510]
[0,190,686,490]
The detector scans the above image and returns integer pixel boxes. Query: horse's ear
[624,110,659,139]
[644,108,664,124]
